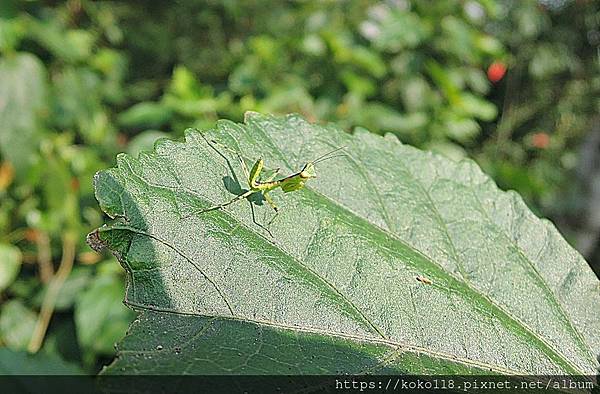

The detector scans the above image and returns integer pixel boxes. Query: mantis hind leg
[182,189,254,219]
[248,200,274,238]
[197,132,251,184]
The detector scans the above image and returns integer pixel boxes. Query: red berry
[487,62,506,83]
[531,132,550,149]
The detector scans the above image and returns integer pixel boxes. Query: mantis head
[300,162,317,179]
[298,146,347,181]
[281,147,345,193]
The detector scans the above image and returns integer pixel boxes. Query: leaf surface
[89,113,600,375]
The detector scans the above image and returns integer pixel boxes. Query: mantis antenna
[311,146,347,164]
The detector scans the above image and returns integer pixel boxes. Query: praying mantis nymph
[188,131,346,237]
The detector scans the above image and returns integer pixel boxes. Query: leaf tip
[86,229,105,254]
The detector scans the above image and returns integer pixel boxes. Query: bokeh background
[0,0,598,374]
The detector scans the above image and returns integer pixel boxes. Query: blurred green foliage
[0,0,598,374]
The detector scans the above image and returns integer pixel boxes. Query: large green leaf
[89,113,600,375]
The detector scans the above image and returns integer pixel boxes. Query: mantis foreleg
[263,193,278,213]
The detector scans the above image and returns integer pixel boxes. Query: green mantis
[191,131,346,237]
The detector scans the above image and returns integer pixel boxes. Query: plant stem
[36,231,54,283]
[27,231,76,353]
